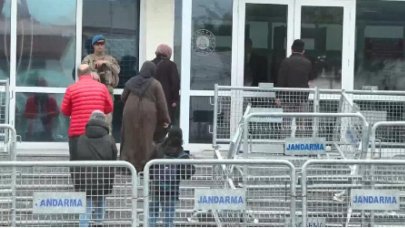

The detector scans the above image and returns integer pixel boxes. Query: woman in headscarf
[152,44,180,142]
[120,61,171,172]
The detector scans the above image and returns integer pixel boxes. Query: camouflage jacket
[82,54,120,88]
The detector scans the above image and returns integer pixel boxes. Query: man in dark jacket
[277,39,313,134]
[152,44,180,142]
[149,127,195,227]
[71,110,118,227]
[277,39,312,89]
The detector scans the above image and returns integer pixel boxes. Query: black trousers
[68,136,80,160]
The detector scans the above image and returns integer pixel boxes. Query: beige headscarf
[155,44,172,59]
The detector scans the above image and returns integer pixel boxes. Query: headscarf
[125,61,156,97]
[155,44,172,59]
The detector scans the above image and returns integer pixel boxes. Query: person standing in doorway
[61,64,113,160]
[120,61,171,173]
[82,34,120,130]
[276,39,313,134]
[152,44,180,142]
[244,38,268,86]
[277,39,312,89]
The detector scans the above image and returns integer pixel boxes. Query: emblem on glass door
[193,29,216,56]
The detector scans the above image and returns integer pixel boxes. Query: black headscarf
[125,61,156,97]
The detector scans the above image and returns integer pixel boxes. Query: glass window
[16,0,76,87]
[0,0,10,80]
[15,93,68,142]
[82,0,140,88]
[301,6,343,89]
[191,0,233,90]
[174,0,182,69]
[189,97,213,143]
[244,4,288,86]
[355,0,405,90]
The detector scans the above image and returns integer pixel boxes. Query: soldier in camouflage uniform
[82,34,120,131]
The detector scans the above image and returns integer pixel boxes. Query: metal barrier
[0,161,137,227]
[213,85,405,149]
[370,121,405,159]
[213,85,317,148]
[0,124,17,160]
[143,159,296,227]
[302,160,405,227]
[0,80,10,126]
[241,112,369,161]
[0,80,11,156]
[346,90,405,125]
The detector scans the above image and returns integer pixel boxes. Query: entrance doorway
[236,0,355,89]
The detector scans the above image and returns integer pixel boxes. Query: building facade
[1,0,405,153]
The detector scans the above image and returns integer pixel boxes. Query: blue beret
[92,34,105,45]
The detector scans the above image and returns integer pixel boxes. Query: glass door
[238,0,355,89]
[237,0,295,87]
[295,0,355,90]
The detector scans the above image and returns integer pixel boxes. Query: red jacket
[61,75,113,137]
[24,95,59,135]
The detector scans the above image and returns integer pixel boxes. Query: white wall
[143,0,175,61]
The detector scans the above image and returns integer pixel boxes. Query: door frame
[236,0,356,89]
[182,0,356,151]
[235,0,295,87]
[294,0,356,90]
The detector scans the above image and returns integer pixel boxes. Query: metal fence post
[0,125,18,227]
[143,162,151,227]
[301,161,309,227]
[213,84,219,149]
[370,121,405,159]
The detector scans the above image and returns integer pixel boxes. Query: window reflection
[245,4,288,86]
[301,6,343,89]
[189,97,213,143]
[16,0,76,87]
[355,0,405,90]
[191,0,233,90]
[0,0,10,80]
[174,0,182,69]
[82,0,140,88]
[16,92,68,142]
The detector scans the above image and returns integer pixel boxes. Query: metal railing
[302,159,405,227]
[370,121,405,159]
[213,85,318,148]
[241,112,369,161]
[0,161,137,227]
[143,159,296,227]
[0,124,17,160]
[213,85,405,149]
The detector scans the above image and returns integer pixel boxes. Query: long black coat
[71,119,118,196]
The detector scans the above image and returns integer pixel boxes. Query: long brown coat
[120,63,170,172]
